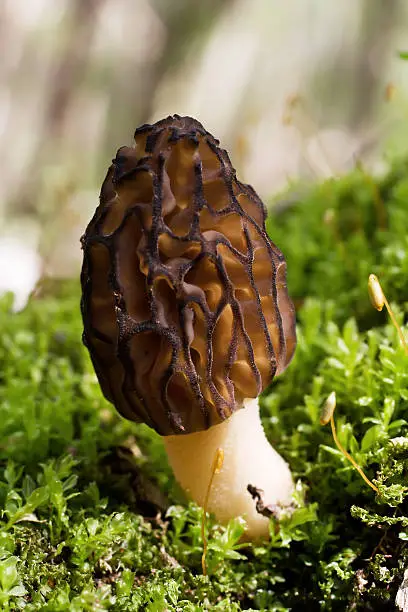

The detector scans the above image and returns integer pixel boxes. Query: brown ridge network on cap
[80,115,296,436]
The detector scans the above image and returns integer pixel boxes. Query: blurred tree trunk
[101,0,236,154]
[45,0,107,141]
[15,0,107,215]
[349,0,402,131]
[309,0,403,136]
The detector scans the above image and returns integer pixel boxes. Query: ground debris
[247,484,293,519]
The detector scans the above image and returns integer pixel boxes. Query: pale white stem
[163,397,293,539]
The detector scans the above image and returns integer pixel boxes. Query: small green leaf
[361,425,383,451]
[0,556,19,592]
[8,584,27,597]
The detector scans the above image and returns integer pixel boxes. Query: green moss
[0,159,408,610]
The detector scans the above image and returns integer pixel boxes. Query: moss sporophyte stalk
[368,273,408,356]
[201,447,224,575]
[320,391,379,494]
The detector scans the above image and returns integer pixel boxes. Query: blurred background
[1,0,408,309]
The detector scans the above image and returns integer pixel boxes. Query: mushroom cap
[81,115,296,435]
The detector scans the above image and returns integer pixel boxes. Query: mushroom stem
[163,397,293,539]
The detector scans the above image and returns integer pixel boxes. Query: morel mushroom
[81,115,296,538]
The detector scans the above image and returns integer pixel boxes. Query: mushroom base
[163,397,293,539]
